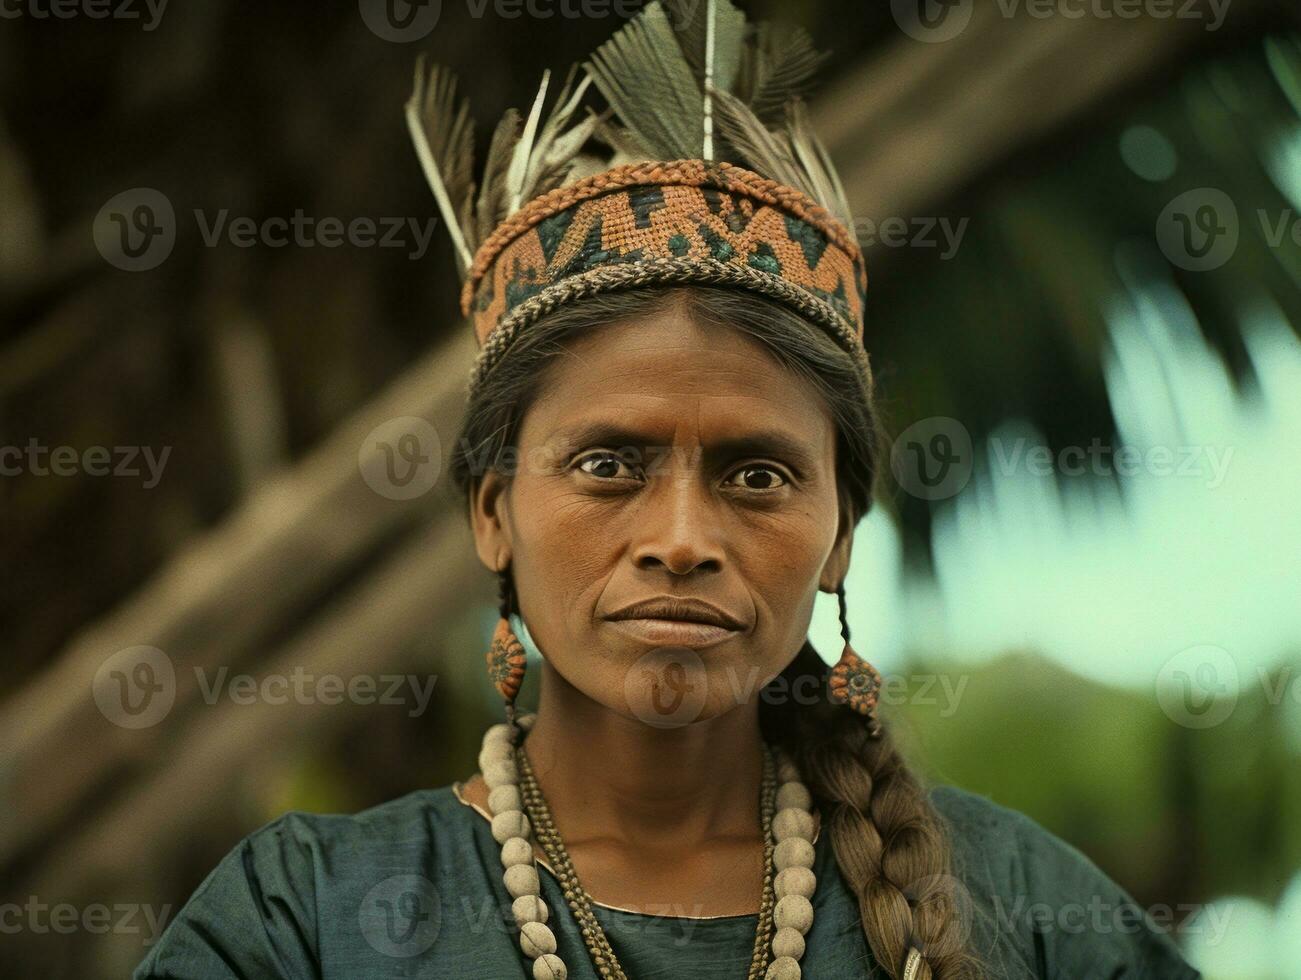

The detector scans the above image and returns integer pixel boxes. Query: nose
[630,468,724,577]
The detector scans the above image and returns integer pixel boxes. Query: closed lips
[605,598,745,630]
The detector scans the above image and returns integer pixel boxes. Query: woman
[135,3,1201,978]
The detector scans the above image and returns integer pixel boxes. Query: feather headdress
[405,0,868,392]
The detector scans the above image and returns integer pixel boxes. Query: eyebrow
[549,421,821,473]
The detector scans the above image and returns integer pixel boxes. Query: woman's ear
[818,503,854,593]
[470,470,512,572]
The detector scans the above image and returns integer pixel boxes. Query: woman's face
[471,299,852,726]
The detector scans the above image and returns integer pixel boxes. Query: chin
[610,644,779,729]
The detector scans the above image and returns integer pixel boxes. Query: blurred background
[2,0,1300,976]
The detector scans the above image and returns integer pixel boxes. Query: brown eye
[726,465,787,490]
[577,451,639,479]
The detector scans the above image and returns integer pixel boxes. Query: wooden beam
[28,511,483,899]
[0,327,478,869]
[813,1,1276,225]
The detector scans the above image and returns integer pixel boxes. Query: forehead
[521,306,836,446]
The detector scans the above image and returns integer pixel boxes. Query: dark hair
[450,286,982,979]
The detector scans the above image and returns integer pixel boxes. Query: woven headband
[404,0,872,395]
[461,160,867,390]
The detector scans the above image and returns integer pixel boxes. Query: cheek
[743,507,836,606]
[508,482,616,624]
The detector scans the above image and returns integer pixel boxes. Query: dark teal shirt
[133,783,1199,978]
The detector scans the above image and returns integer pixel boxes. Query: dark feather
[738,22,828,125]
[476,108,521,245]
[584,0,707,159]
[710,86,807,194]
[663,0,746,93]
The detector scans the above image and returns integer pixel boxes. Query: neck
[523,660,767,851]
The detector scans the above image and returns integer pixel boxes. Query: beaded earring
[827,582,884,736]
[485,565,527,725]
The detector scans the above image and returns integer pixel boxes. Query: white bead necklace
[480,713,820,979]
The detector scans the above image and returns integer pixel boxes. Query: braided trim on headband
[460,160,862,317]
[466,256,874,397]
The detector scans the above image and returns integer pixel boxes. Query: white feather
[508,69,552,214]
[703,0,716,159]
[404,69,472,272]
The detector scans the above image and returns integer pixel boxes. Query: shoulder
[927,783,1079,883]
[222,783,471,870]
[924,785,1201,979]
[135,783,489,979]
[263,782,469,838]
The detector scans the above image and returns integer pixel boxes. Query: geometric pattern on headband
[459,161,868,389]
